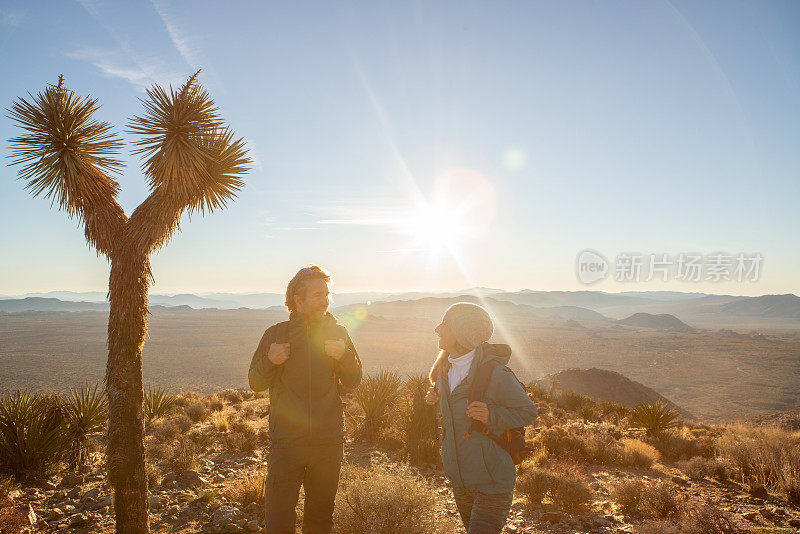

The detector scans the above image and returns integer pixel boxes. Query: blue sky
[0,1,798,296]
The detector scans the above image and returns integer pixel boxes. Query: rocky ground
[4,392,800,534]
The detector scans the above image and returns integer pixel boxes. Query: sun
[403,199,470,255]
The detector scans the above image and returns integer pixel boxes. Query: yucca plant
[64,383,109,466]
[353,370,403,443]
[0,390,70,480]
[631,401,681,437]
[403,373,440,464]
[7,72,249,532]
[144,386,177,423]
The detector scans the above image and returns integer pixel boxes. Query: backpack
[464,358,536,465]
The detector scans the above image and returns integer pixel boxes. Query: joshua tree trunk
[7,73,250,533]
[106,252,150,533]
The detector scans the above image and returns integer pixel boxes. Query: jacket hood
[479,342,512,365]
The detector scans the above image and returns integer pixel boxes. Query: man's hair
[285,265,332,313]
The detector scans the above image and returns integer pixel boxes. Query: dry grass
[614,479,684,520]
[677,456,728,481]
[184,402,211,423]
[717,423,800,503]
[515,460,593,513]
[224,473,264,507]
[221,418,264,452]
[210,411,228,432]
[165,438,199,474]
[621,438,660,468]
[334,464,454,534]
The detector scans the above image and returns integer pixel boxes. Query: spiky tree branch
[7,77,127,258]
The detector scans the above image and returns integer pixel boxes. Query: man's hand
[325,339,347,360]
[267,342,290,365]
[425,386,441,405]
[466,401,489,424]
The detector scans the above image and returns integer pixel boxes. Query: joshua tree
[6,71,249,533]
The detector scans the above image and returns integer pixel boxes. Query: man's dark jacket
[248,311,362,446]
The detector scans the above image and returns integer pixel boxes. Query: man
[248,265,362,534]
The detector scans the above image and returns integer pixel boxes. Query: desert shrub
[222,419,260,452]
[717,423,800,503]
[555,390,594,413]
[165,438,198,474]
[221,389,243,405]
[184,402,211,423]
[63,383,108,466]
[515,461,592,513]
[678,456,727,480]
[334,464,452,533]
[515,463,552,507]
[578,403,599,423]
[170,414,192,433]
[631,402,680,438]
[0,390,70,479]
[146,440,171,463]
[403,373,440,464]
[679,503,741,534]
[600,400,631,423]
[638,481,683,519]
[550,464,593,513]
[649,425,716,462]
[353,371,403,443]
[613,479,646,515]
[532,425,586,463]
[187,429,213,452]
[621,438,660,468]
[225,473,265,507]
[172,391,200,408]
[205,395,224,412]
[241,405,255,419]
[144,386,177,422]
[150,419,180,444]
[211,411,228,432]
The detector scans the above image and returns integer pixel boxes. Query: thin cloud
[1,9,27,26]
[66,48,183,92]
[151,0,197,68]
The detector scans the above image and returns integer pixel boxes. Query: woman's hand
[466,401,489,424]
[425,385,441,405]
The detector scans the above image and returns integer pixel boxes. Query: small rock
[80,488,101,502]
[759,507,775,521]
[246,519,260,532]
[671,476,689,486]
[541,511,562,523]
[26,504,37,525]
[60,473,84,487]
[181,470,208,488]
[66,486,82,499]
[69,513,88,527]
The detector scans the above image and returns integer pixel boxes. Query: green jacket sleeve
[335,330,362,389]
[248,326,280,392]
[485,366,537,434]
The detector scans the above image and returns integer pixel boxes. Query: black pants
[264,441,343,534]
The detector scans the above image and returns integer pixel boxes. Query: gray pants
[452,486,513,534]
[264,442,343,534]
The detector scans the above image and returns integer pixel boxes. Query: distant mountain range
[1,289,798,328]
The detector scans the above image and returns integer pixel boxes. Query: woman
[426,302,537,534]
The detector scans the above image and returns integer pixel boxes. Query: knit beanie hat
[442,302,494,351]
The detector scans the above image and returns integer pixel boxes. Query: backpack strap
[465,358,500,439]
